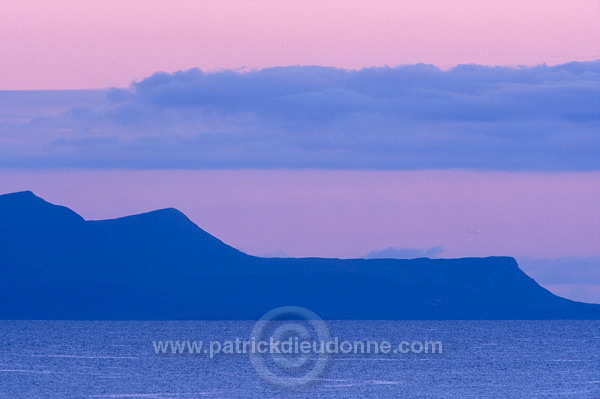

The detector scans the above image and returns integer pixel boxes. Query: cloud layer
[1,62,599,170]
[365,246,444,259]
[517,256,600,304]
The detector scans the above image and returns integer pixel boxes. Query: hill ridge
[0,190,598,320]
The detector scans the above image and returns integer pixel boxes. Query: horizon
[1,184,598,305]
[2,2,600,395]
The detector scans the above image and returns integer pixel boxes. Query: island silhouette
[1,191,598,320]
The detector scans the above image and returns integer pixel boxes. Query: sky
[0,0,599,302]
[0,0,599,90]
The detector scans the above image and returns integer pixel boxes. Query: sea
[0,320,598,398]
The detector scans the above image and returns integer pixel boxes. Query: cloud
[539,284,600,305]
[1,62,599,170]
[517,256,600,285]
[365,246,444,259]
[517,256,600,304]
[260,250,289,258]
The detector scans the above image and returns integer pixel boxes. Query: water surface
[0,321,598,398]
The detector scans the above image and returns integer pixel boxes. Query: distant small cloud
[517,256,600,304]
[365,245,444,259]
[540,284,600,305]
[517,256,600,284]
[260,250,289,258]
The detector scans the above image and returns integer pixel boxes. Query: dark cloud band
[1,62,598,170]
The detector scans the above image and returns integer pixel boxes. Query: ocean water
[0,320,598,398]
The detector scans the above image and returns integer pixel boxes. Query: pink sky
[1,0,599,90]
[1,169,598,260]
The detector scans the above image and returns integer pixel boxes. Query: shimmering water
[0,321,598,398]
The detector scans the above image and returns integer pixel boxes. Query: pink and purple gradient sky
[1,1,599,301]
[1,169,598,260]
[1,0,599,90]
